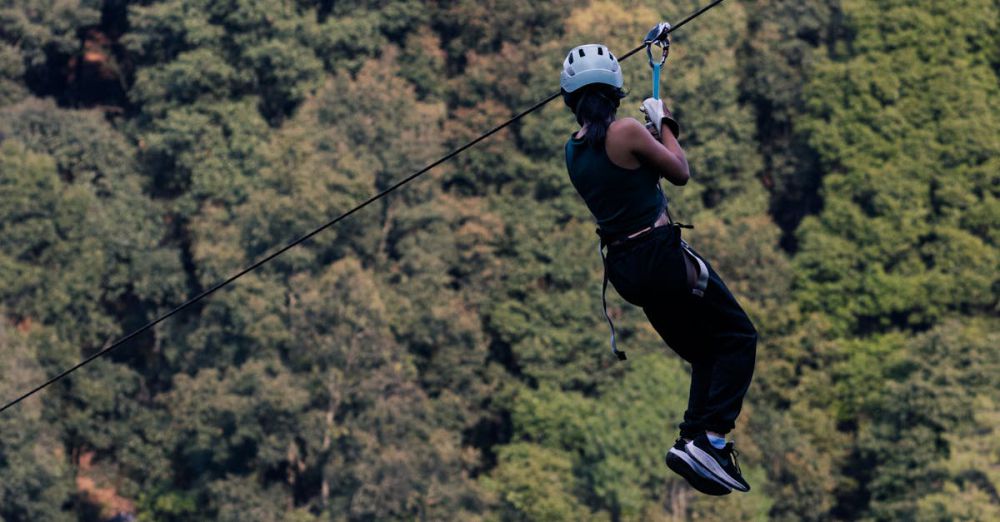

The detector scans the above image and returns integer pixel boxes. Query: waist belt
[598,209,672,248]
[596,211,707,361]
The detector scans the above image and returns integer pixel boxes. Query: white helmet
[560,44,623,93]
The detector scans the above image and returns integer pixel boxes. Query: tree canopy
[0,0,997,520]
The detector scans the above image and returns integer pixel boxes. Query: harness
[592,20,711,361]
[596,208,708,361]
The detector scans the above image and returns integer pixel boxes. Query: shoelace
[724,443,742,475]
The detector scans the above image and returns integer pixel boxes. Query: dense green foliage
[0,0,997,520]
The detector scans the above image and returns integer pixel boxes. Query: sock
[707,433,726,449]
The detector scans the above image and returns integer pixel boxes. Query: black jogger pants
[604,225,757,437]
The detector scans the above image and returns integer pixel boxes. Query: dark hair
[562,84,627,147]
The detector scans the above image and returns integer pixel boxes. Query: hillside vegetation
[0,1,997,520]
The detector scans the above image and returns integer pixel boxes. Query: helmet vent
[560,44,624,92]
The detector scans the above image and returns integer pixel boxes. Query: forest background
[0,0,997,520]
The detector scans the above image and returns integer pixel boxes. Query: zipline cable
[0,0,726,415]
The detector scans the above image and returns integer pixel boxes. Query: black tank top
[565,133,666,237]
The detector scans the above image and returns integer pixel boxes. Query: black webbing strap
[598,240,627,361]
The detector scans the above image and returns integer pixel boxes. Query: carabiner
[645,41,669,68]
[643,22,671,68]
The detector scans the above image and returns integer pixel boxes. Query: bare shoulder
[609,117,646,137]
[605,118,646,169]
[607,118,647,148]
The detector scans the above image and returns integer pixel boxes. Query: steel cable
[0,0,727,414]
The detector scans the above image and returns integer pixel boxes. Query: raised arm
[610,114,689,186]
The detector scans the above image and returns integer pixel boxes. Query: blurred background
[0,0,997,520]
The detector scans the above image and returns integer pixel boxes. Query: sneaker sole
[667,448,731,495]
[684,442,750,492]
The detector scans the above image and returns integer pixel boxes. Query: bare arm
[609,116,690,185]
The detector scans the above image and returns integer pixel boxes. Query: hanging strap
[644,22,671,107]
[598,241,627,361]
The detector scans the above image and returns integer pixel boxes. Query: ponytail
[562,84,627,147]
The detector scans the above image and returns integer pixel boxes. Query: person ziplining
[560,22,757,495]
[0,3,742,498]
